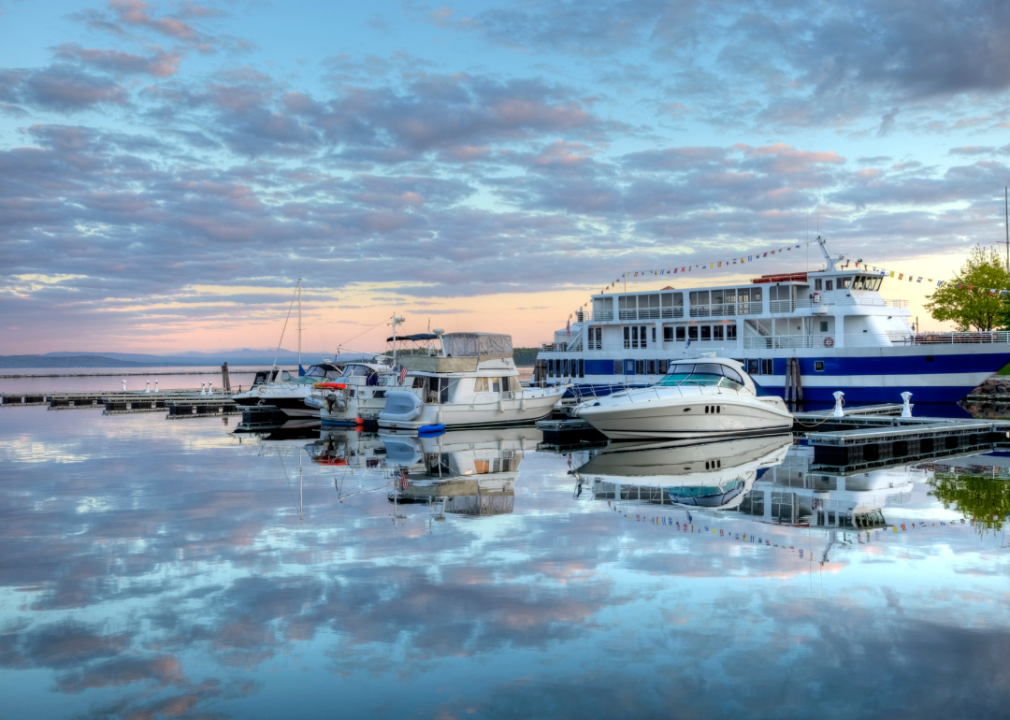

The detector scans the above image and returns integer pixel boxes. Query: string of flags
[565,239,1010,325]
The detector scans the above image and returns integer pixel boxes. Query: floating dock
[794,405,1010,471]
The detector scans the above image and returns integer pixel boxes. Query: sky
[3,0,1010,355]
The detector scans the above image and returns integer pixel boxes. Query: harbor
[8,0,1010,717]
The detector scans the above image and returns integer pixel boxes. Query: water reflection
[3,411,1010,719]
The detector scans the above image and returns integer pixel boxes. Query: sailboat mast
[297,278,302,369]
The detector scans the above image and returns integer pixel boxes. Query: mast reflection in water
[2,410,1010,720]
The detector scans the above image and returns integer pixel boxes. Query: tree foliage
[927,471,1010,535]
[924,245,1010,331]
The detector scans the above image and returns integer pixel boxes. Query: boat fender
[520,398,526,411]
[823,336,834,348]
[498,398,505,413]
[812,292,821,303]
[314,382,346,390]
[418,423,445,436]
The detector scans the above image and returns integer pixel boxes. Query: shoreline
[0,370,260,379]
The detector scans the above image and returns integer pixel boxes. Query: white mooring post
[208,381,213,395]
[200,382,206,395]
[832,391,845,417]
[154,381,159,392]
[901,392,913,418]
[145,381,150,393]
[121,379,127,392]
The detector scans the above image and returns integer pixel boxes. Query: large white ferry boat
[536,238,1010,405]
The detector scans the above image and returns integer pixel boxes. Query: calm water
[1,408,1009,719]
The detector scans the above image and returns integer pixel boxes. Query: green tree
[924,245,1010,331]
[927,471,1010,535]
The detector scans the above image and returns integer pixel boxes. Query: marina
[7,1,1010,716]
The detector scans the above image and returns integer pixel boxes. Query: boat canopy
[387,333,439,342]
[442,332,513,360]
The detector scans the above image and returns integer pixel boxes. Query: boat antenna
[1004,187,1008,273]
[391,314,405,375]
[815,236,837,271]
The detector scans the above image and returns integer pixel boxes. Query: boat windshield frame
[656,372,744,390]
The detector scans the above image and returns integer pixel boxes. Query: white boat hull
[379,389,564,430]
[577,389,792,440]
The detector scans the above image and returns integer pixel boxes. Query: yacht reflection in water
[575,435,914,531]
[382,428,542,519]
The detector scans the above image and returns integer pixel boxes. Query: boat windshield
[656,373,743,390]
[278,365,342,383]
[340,365,375,378]
[657,362,746,390]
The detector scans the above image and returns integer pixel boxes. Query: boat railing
[794,297,910,310]
[688,302,761,318]
[617,308,685,321]
[911,331,1010,345]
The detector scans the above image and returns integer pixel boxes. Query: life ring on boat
[824,336,835,348]
[313,382,346,390]
[812,292,821,304]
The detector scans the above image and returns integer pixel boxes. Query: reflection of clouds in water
[2,411,1010,717]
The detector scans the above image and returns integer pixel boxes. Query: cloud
[0,65,129,111]
[53,43,182,77]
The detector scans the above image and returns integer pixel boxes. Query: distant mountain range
[1,349,360,369]
[2,347,540,369]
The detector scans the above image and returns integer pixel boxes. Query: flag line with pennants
[565,241,1010,324]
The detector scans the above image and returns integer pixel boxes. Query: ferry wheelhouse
[536,239,1010,405]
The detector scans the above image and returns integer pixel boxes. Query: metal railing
[618,308,684,321]
[743,330,1010,349]
[688,302,762,318]
[795,297,909,309]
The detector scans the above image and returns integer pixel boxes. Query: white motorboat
[233,361,343,419]
[378,332,567,432]
[573,357,792,440]
[303,357,398,425]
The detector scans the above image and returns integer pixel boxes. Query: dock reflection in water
[2,410,1010,719]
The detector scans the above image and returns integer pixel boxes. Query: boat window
[688,326,698,341]
[839,277,851,289]
[342,365,371,377]
[713,325,724,341]
[492,378,501,392]
[716,376,743,390]
[737,288,749,303]
[747,359,759,375]
[474,377,489,392]
[613,360,624,375]
[647,359,656,374]
[814,279,822,290]
[659,360,668,373]
[676,327,686,341]
[664,326,673,341]
[641,325,648,348]
[761,359,773,375]
[668,363,694,374]
[690,290,710,307]
[412,376,425,389]
[694,363,725,375]
[722,367,745,384]
[624,327,631,349]
[712,289,724,305]
[751,288,762,301]
[651,327,657,343]
[727,324,737,340]
[701,326,711,341]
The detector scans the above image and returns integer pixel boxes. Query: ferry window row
[604,288,763,321]
[813,276,882,292]
[623,325,656,348]
[688,288,762,317]
[546,358,585,378]
[663,324,738,342]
